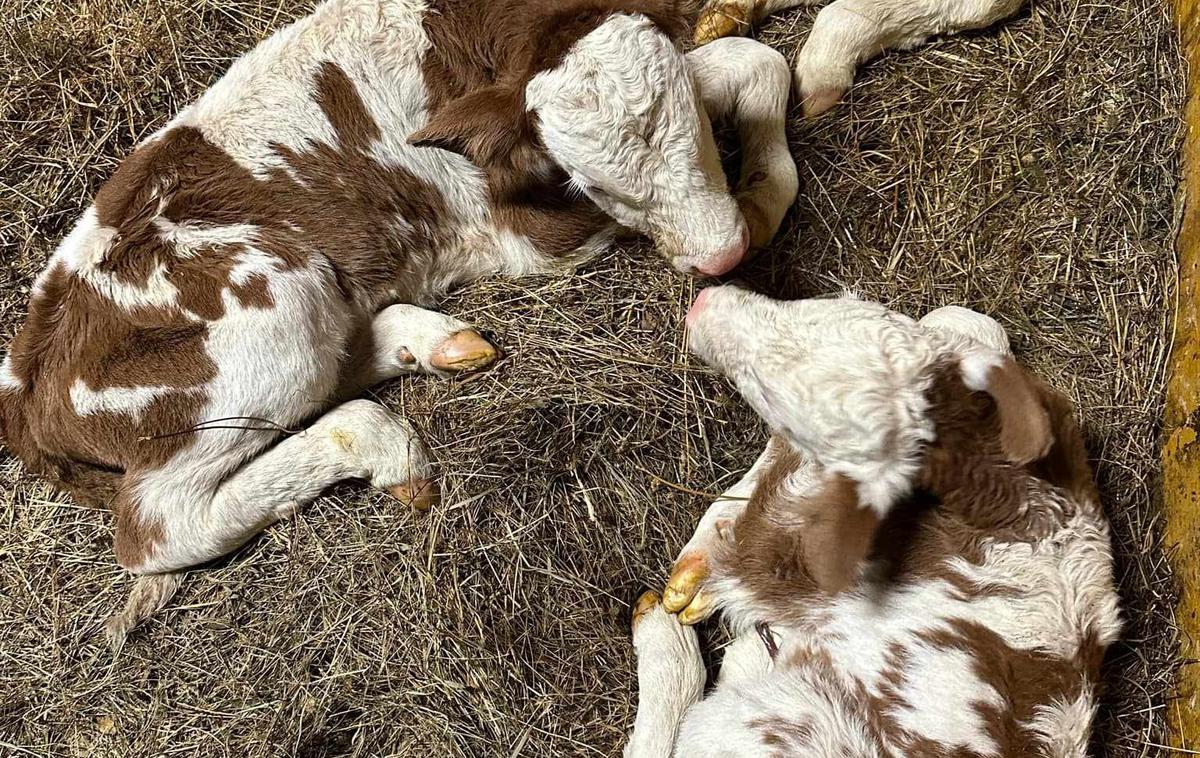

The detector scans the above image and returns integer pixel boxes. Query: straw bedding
[0,0,1184,755]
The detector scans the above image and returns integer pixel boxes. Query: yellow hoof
[677,588,716,625]
[429,330,499,372]
[632,590,661,632]
[387,477,440,511]
[694,1,754,45]
[663,553,709,614]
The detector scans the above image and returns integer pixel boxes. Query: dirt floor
[0,0,1186,756]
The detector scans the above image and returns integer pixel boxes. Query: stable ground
[0,0,1185,755]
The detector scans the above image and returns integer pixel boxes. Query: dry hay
[0,0,1184,756]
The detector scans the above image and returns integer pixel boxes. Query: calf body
[0,0,799,641]
[627,295,1120,756]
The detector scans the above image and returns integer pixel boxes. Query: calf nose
[686,288,715,325]
[695,226,749,276]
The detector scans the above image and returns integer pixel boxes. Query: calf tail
[105,572,184,651]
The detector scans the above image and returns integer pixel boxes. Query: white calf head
[526,14,748,275]
[685,287,1007,515]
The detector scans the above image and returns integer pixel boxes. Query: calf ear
[408,85,529,166]
[800,475,880,595]
[978,357,1054,465]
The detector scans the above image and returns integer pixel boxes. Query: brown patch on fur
[113,489,168,570]
[750,715,815,753]
[417,0,694,257]
[1028,379,1099,507]
[718,438,819,614]
[716,443,880,616]
[799,474,879,595]
[920,619,1095,755]
[919,361,1074,540]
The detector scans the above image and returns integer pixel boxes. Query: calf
[625,290,1120,757]
[0,0,800,645]
[695,0,1028,115]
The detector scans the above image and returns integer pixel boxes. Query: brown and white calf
[625,291,1120,757]
[0,0,802,644]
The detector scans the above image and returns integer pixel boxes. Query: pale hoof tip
[632,590,661,632]
[388,478,440,511]
[802,87,845,118]
[429,330,499,372]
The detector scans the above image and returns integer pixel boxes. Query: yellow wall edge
[1168,0,1200,746]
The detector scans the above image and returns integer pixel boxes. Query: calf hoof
[694,0,758,44]
[632,590,661,632]
[429,330,499,372]
[663,552,714,624]
[677,589,715,625]
[388,477,440,511]
[737,189,780,251]
[795,52,855,118]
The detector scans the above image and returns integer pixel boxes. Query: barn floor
[0,1,1185,756]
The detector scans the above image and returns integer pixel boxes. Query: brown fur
[985,356,1055,465]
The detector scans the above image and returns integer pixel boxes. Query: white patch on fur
[889,643,1003,755]
[154,219,260,257]
[958,349,1007,392]
[53,210,115,272]
[48,209,186,312]
[1025,692,1095,758]
[70,380,180,422]
[919,305,1011,355]
[0,354,24,392]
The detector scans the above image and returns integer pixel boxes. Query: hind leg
[625,593,706,758]
[688,39,799,250]
[118,399,434,578]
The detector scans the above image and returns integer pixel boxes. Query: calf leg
[795,0,1026,115]
[688,39,799,250]
[108,399,433,646]
[625,592,706,758]
[662,445,775,623]
[341,304,499,396]
[120,399,434,579]
[694,0,827,45]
